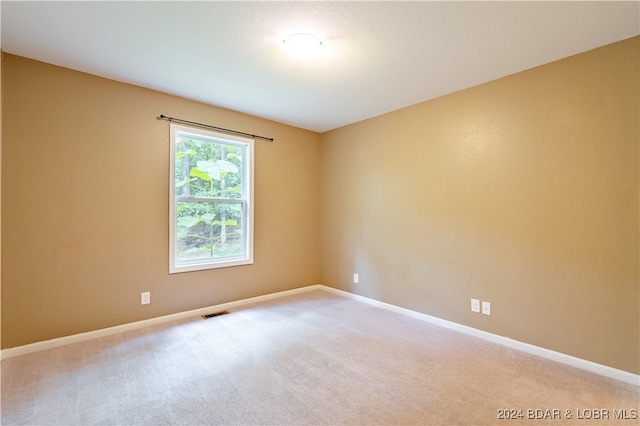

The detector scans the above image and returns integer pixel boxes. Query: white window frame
[169,124,254,273]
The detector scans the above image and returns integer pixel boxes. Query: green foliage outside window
[174,136,245,260]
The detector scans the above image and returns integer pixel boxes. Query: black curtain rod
[158,114,274,142]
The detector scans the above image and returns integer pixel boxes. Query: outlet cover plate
[482,301,491,315]
[471,299,480,313]
[141,292,151,305]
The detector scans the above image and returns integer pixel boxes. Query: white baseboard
[319,285,640,387]
[0,284,324,360]
[2,283,638,387]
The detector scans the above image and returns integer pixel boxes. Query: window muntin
[170,124,253,273]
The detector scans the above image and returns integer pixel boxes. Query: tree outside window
[170,124,253,273]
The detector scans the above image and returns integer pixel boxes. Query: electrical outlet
[353,273,359,284]
[482,301,491,315]
[471,298,480,313]
[141,291,151,305]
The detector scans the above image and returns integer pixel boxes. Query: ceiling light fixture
[281,33,324,61]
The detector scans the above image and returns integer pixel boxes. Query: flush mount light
[281,33,324,60]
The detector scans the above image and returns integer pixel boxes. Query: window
[170,124,253,273]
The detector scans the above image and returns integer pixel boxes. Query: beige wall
[2,37,638,375]
[1,54,320,348]
[320,37,639,374]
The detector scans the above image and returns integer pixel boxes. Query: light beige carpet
[1,289,638,425]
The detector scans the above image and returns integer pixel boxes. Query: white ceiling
[2,1,639,133]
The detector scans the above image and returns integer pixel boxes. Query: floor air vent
[202,311,229,319]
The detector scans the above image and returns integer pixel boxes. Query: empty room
[1,1,638,425]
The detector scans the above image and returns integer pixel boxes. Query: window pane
[175,135,244,199]
[175,201,244,262]
[170,123,253,273]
